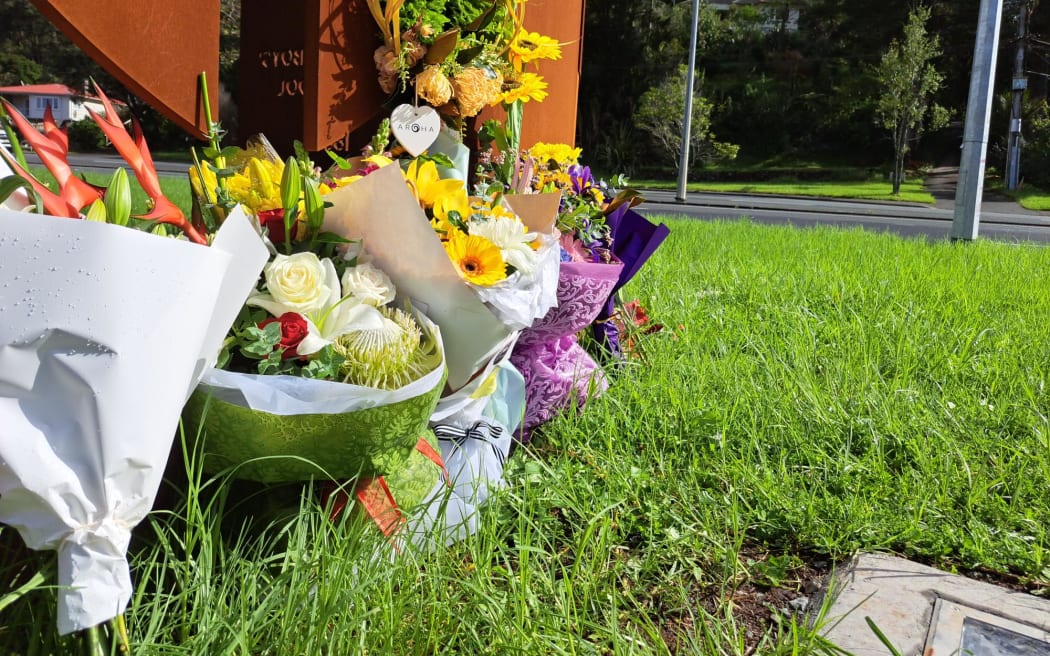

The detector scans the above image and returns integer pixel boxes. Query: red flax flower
[85,82,207,244]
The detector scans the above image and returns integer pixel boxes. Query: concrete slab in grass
[815,553,1050,655]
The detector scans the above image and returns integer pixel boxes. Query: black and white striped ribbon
[432,420,507,467]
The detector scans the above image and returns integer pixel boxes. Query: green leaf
[242,322,282,358]
[0,175,44,212]
[301,346,345,380]
[465,1,499,33]
[326,149,354,170]
[424,28,460,65]
[456,44,485,65]
[418,152,455,168]
[312,228,354,241]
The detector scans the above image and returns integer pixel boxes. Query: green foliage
[1014,99,1050,190]
[65,118,108,152]
[876,6,947,195]
[633,65,738,170]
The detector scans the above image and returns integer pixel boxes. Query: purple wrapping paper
[511,260,623,439]
[592,207,671,358]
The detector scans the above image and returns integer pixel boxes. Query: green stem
[0,103,28,169]
[198,72,231,204]
[84,625,104,656]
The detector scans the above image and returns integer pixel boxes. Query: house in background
[0,83,114,125]
[711,0,801,33]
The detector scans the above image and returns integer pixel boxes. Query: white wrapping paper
[473,232,561,331]
[0,201,268,634]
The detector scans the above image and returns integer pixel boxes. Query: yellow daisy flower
[509,31,562,71]
[498,72,549,104]
[443,231,508,286]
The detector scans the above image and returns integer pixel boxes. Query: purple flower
[569,164,595,196]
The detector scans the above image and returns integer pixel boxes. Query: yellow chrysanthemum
[498,72,548,104]
[453,67,504,117]
[509,31,562,71]
[443,231,507,286]
[405,159,466,209]
[529,142,582,167]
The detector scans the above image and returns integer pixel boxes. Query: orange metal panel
[478,0,586,148]
[303,0,387,152]
[30,0,219,137]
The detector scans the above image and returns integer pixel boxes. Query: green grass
[999,183,1050,211]
[24,165,195,220]
[632,178,935,204]
[2,218,1050,654]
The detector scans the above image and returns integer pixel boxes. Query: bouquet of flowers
[0,88,268,639]
[368,0,559,123]
[498,143,645,437]
[320,153,560,393]
[183,139,448,492]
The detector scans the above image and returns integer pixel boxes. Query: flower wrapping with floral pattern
[510,259,622,439]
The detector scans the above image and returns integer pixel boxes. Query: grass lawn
[3,217,1048,654]
[997,183,1050,211]
[632,178,936,204]
[23,166,195,223]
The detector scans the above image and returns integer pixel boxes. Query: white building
[710,0,800,33]
[0,83,114,124]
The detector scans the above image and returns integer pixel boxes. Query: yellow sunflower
[498,72,549,104]
[443,231,507,286]
[509,31,562,71]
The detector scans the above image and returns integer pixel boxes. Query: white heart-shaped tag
[390,104,441,157]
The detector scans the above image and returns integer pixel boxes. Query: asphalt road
[638,189,1050,244]
[25,153,1050,243]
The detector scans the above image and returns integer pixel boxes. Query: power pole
[952,0,1004,241]
[676,0,701,202]
[1006,1,1029,191]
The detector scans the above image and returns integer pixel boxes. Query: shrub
[65,118,107,152]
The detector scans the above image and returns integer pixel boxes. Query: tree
[633,65,738,170]
[876,6,948,195]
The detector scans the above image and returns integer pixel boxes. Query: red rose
[258,312,309,359]
[258,208,288,244]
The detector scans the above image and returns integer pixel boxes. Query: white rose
[469,216,539,276]
[341,262,396,307]
[250,252,334,316]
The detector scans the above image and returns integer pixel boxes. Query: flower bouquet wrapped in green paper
[183,139,446,485]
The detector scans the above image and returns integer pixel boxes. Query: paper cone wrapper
[0,205,268,634]
[321,164,514,392]
[503,192,560,234]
